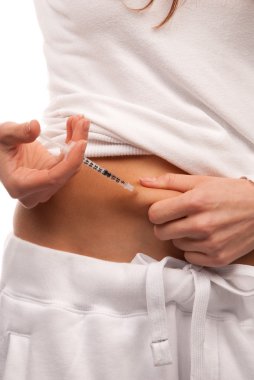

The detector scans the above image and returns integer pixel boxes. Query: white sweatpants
[1,232,254,380]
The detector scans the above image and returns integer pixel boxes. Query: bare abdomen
[13,154,254,265]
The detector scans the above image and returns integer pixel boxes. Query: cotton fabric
[33,0,254,179]
[1,232,254,380]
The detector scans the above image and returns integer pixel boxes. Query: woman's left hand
[139,174,254,267]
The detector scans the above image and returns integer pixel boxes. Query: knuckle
[188,193,205,211]
[212,253,230,267]
[192,219,212,237]
[192,214,214,237]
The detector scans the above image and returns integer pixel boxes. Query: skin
[1,115,254,266]
[0,115,89,208]
[6,114,185,262]
[140,174,254,267]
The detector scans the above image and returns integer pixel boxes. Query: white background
[0,0,48,273]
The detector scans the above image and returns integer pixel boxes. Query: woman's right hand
[0,114,89,209]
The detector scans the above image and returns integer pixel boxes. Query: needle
[38,133,135,192]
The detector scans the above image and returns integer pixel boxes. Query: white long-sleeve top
[33,0,254,179]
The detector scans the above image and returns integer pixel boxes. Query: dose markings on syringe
[84,158,127,186]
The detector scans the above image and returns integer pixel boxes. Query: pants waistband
[2,232,254,380]
[0,233,151,315]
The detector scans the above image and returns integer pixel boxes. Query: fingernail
[27,122,31,132]
[24,122,31,135]
[139,177,157,182]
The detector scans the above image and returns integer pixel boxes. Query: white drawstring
[187,267,211,380]
[146,256,174,366]
[146,257,210,379]
[145,255,254,379]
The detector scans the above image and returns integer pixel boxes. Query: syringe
[38,133,135,192]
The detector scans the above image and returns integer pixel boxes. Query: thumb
[0,119,40,148]
[139,173,207,192]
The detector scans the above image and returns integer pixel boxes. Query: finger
[148,191,195,224]
[66,114,89,144]
[140,173,212,192]
[184,251,211,267]
[66,115,83,143]
[154,216,204,240]
[72,117,90,141]
[172,237,209,253]
[184,251,224,268]
[47,139,86,184]
[0,120,40,148]
[66,116,75,143]
[9,140,86,198]
[7,168,58,199]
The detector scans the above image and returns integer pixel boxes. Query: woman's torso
[13,154,254,265]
